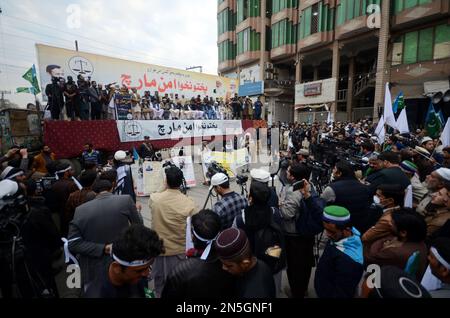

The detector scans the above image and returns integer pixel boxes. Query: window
[272,0,298,14]
[271,19,296,48]
[218,9,236,35]
[299,2,334,39]
[394,0,432,14]
[237,28,261,54]
[434,24,450,60]
[391,24,450,65]
[237,0,261,24]
[403,32,418,64]
[336,0,381,25]
[218,40,237,62]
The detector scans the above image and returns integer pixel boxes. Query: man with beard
[416,168,449,216]
[45,77,64,120]
[88,81,102,120]
[77,75,90,120]
[64,76,79,121]
[31,145,56,179]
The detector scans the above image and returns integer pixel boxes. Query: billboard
[295,78,337,107]
[36,44,238,101]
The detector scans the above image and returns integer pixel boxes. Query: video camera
[206,161,228,180]
[236,174,248,186]
[35,177,57,194]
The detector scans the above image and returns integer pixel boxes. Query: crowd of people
[45,74,263,121]
[0,116,449,299]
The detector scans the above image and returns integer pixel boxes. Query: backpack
[236,209,287,274]
[295,193,325,237]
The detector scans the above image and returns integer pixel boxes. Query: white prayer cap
[435,168,450,182]
[114,150,127,161]
[250,169,270,183]
[209,173,229,190]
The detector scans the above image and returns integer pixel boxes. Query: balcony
[218,59,237,73]
[390,59,450,98]
[218,0,236,13]
[298,31,334,52]
[335,15,373,40]
[392,0,450,30]
[218,31,235,44]
[270,44,296,60]
[236,17,263,33]
[236,51,260,66]
[299,0,334,11]
[271,7,298,25]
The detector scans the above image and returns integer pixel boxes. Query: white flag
[404,185,413,208]
[375,116,385,136]
[375,116,386,145]
[440,118,450,147]
[327,111,333,125]
[384,83,397,129]
[377,126,386,145]
[396,108,410,134]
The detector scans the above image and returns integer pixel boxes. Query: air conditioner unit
[265,62,274,71]
[265,72,274,80]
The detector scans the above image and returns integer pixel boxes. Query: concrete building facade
[217,0,450,126]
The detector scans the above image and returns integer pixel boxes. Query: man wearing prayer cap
[360,266,430,298]
[425,237,450,298]
[250,169,279,208]
[314,206,364,298]
[215,228,275,298]
[416,168,449,216]
[296,149,310,164]
[399,160,427,203]
[211,173,248,230]
[250,169,270,184]
[162,210,235,298]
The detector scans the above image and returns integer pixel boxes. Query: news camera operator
[0,180,60,298]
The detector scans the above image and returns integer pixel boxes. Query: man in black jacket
[315,206,364,298]
[321,160,371,233]
[162,210,235,298]
[45,77,64,120]
[22,179,62,297]
[139,136,156,160]
[367,151,411,194]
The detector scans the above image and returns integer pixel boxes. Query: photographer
[1,147,30,175]
[321,160,371,233]
[278,163,317,298]
[210,173,247,230]
[21,179,62,297]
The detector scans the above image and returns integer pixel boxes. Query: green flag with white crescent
[22,65,41,94]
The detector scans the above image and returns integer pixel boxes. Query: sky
[0,0,218,107]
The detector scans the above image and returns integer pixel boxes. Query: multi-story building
[217,0,450,126]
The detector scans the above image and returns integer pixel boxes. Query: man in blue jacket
[315,206,364,298]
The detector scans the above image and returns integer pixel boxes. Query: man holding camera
[278,163,318,298]
[210,173,248,230]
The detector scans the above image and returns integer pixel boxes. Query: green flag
[425,103,442,139]
[22,65,41,94]
[16,87,33,94]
